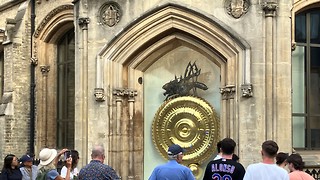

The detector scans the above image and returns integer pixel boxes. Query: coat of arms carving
[99,2,121,27]
[224,0,250,19]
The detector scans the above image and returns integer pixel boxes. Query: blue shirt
[78,160,120,180]
[149,160,195,180]
[20,165,38,180]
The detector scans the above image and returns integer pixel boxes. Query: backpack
[36,168,50,180]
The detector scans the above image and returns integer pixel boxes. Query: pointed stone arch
[95,3,251,179]
[97,3,251,130]
[33,4,74,153]
[34,4,74,42]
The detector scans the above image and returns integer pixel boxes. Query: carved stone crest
[225,0,250,19]
[99,2,121,27]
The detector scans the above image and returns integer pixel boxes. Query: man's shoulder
[81,161,106,169]
[246,162,262,171]
[247,162,264,168]
[206,158,222,165]
[234,161,246,169]
[155,162,190,171]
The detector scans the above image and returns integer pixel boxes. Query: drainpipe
[30,0,36,155]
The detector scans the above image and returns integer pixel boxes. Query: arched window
[56,29,75,149]
[293,8,320,149]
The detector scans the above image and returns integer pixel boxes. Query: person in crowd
[203,138,245,180]
[37,148,72,180]
[213,141,222,160]
[149,144,195,180]
[287,153,314,180]
[276,152,289,168]
[1,154,23,180]
[78,144,120,180]
[243,140,289,180]
[19,154,38,180]
[60,150,79,180]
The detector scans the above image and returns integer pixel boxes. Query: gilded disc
[152,96,219,165]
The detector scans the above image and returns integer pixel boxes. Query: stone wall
[0,0,32,167]
[0,0,300,178]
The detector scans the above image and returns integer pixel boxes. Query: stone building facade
[0,0,319,179]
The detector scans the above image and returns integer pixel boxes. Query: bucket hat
[39,148,57,166]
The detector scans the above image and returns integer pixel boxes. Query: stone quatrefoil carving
[99,2,121,27]
[224,0,250,19]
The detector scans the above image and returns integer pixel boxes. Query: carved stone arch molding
[33,4,74,154]
[96,3,251,179]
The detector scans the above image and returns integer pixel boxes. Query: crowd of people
[0,139,316,180]
[0,145,119,180]
[149,138,315,180]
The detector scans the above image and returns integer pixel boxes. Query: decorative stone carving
[34,5,74,38]
[225,0,250,19]
[220,85,236,100]
[78,17,90,30]
[99,2,121,27]
[78,17,90,26]
[40,65,50,76]
[241,84,253,97]
[94,88,105,102]
[32,41,38,65]
[113,88,137,99]
[262,2,278,17]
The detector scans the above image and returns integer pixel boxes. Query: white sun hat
[39,148,57,166]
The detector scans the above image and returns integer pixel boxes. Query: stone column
[115,93,122,175]
[112,89,124,178]
[262,1,277,140]
[112,88,137,180]
[220,85,236,137]
[78,17,90,164]
[127,90,137,179]
[40,65,50,146]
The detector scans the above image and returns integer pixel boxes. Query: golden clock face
[152,96,219,166]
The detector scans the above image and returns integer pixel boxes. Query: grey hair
[168,154,178,160]
[91,144,105,158]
